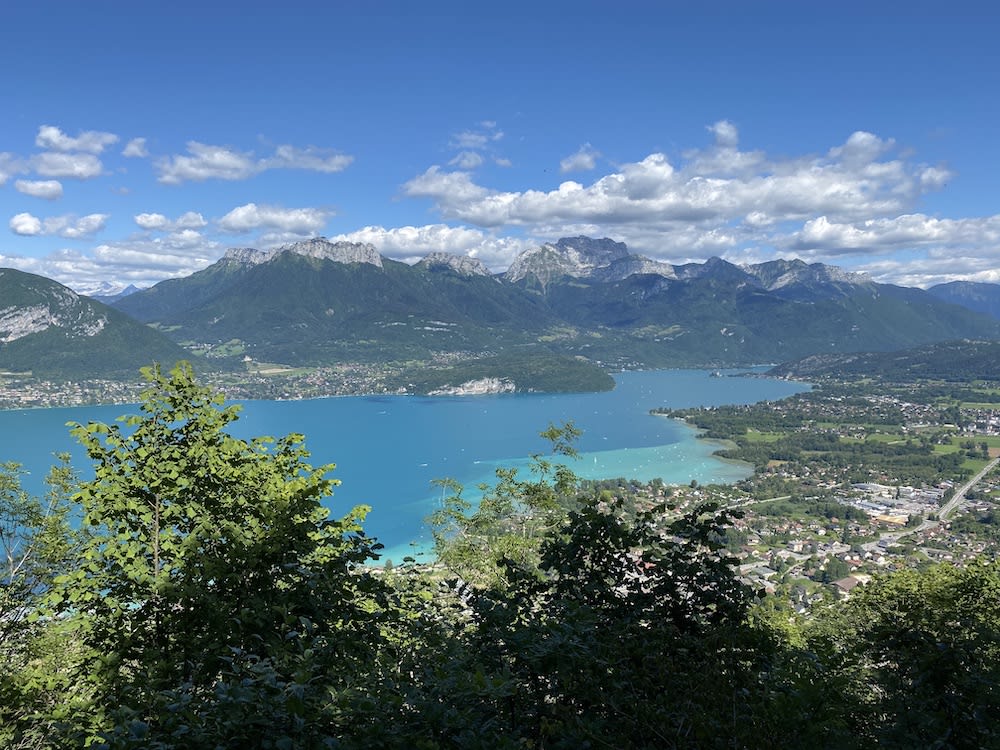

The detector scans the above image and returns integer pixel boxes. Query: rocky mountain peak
[222,239,384,269]
[278,238,384,268]
[590,255,677,283]
[745,259,871,292]
[416,252,491,277]
[506,236,633,285]
[550,236,630,265]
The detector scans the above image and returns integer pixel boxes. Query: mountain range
[4,235,1000,387]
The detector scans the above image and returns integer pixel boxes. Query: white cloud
[559,143,600,174]
[788,214,1000,256]
[35,125,119,153]
[451,132,489,150]
[32,152,103,179]
[156,142,256,184]
[60,214,108,239]
[396,124,1000,282]
[262,144,353,173]
[166,229,206,248]
[854,252,1000,289]
[404,166,490,202]
[450,124,504,150]
[218,203,332,234]
[920,166,950,190]
[1,231,226,292]
[9,212,108,238]
[175,211,207,229]
[122,137,149,158]
[828,130,893,166]
[405,129,953,235]
[708,120,739,148]
[685,122,765,178]
[0,152,26,184]
[14,179,63,199]
[156,141,353,184]
[10,213,42,235]
[134,213,169,230]
[446,122,507,166]
[134,211,207,231]
[449,151,484,169]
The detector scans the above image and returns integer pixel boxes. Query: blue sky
[1,1,998,292]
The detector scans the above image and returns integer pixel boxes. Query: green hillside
[769,339,1000,381]
[0,268,192,379]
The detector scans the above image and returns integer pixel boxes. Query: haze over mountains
[4,236,1000,385]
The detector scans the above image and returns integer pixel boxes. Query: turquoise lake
[0,369,808,561]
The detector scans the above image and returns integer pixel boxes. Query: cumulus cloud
[32,152,103,179]
[9,213,42,235]
[134,211,207,231]
[122,137,149,158]
[9,212,108,238]
[708,120,739,148]
[35,125,119,153]
[395,123,999,285]
[134,213,169,230]
[165,229,207,248]
[156,142,256,184]
[61,214,110,238]
[405,166,491,206]
[218,203,332,234]
[788,214,1000,256]
[15,179,63,199]
[175,211,208,229]
[156,141,353,184]
[405,127,953,237]
[828,130,893,166]
[560,143,600,174]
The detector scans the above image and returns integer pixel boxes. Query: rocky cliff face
[223,238,384,268]
[416,252,491,277]
[428,377,516,395]
[222,247,272,265]
[746,258,871,291]
[0,271,108,343]
[591,255,677,283]
[283,238,383,267]
[506,236,672,285]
